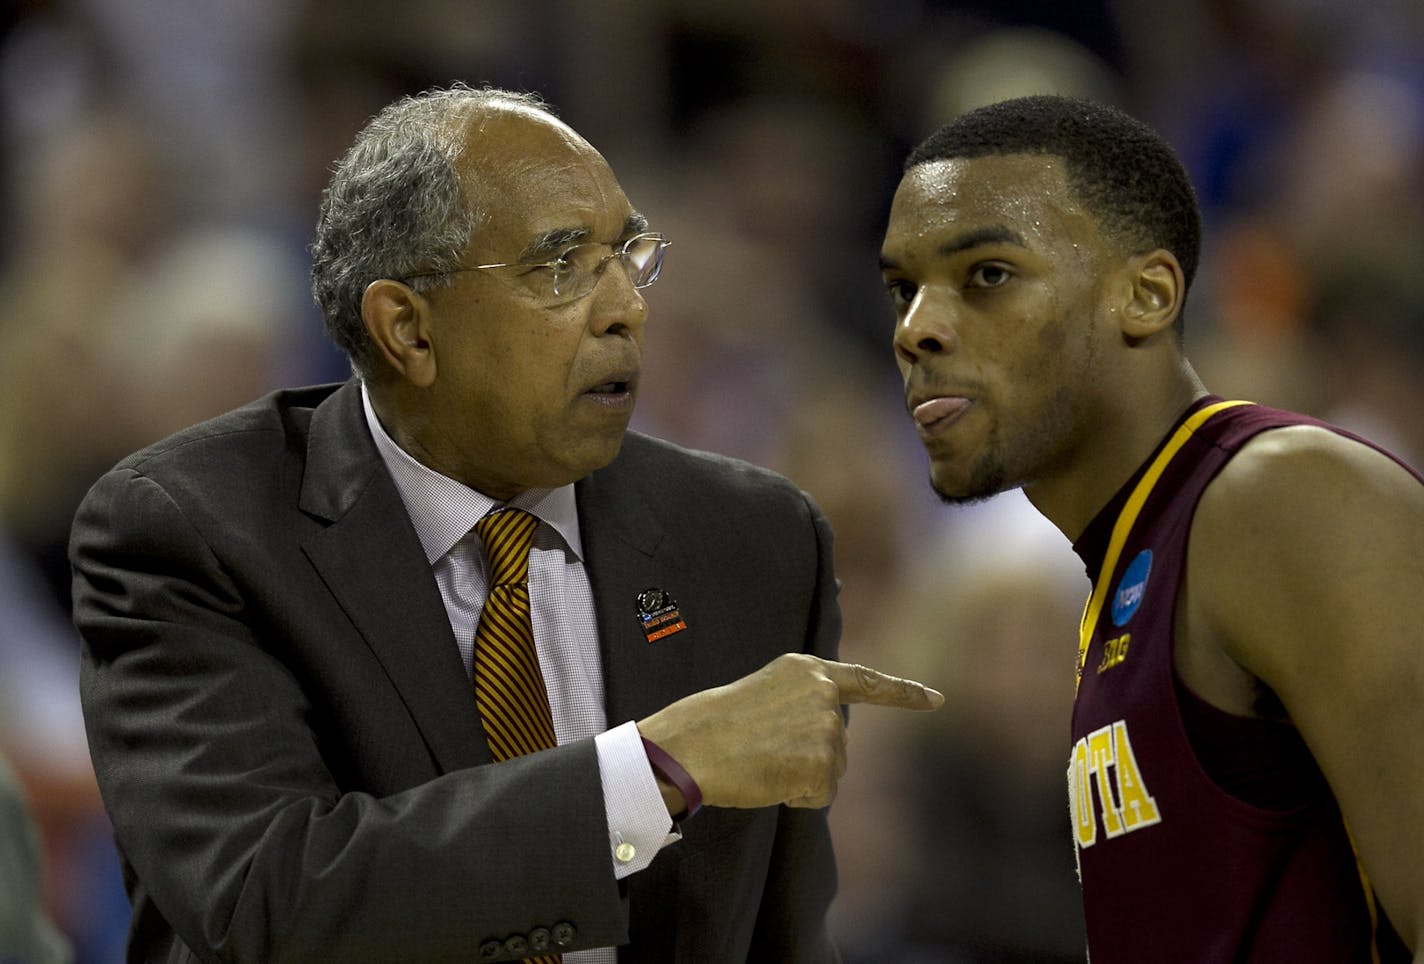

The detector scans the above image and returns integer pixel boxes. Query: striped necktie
[473,509,562,963]
[473,509,557,760]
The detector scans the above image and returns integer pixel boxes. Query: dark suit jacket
[71,380,842,964]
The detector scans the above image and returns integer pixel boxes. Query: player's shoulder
[1183,410,1424,704]
[1200,417,1423,546]
[1217,420,1416,500]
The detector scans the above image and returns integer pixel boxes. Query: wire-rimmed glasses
[406,232,670,304]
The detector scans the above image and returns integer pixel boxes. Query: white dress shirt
[362,385,676,961]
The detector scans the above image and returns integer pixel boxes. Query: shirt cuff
[595,720,680,879]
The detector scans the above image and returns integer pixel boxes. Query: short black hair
[906,95,1201,291]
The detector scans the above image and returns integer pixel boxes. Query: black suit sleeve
[73,468,624,963]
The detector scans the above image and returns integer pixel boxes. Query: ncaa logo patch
[1111,550,1152,627]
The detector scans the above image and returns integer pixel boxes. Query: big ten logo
[1098,633,1130,674]
[1067,719,1162,849]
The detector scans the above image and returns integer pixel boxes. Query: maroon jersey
[1069,397,1416,963]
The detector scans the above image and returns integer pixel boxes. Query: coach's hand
[636,653,943,811]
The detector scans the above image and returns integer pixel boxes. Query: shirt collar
[360,381,583,564]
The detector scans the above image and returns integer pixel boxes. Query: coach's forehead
[454,106,635,260]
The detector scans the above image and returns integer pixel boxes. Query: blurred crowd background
[2,0,1423,960]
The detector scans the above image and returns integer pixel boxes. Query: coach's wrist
[641,735,702,822]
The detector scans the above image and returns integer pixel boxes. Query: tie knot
[475,509,539,587]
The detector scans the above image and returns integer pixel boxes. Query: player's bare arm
[1182,424,1424,954]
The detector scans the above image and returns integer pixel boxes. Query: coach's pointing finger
[822,660,945,710]
[636,652,944,811]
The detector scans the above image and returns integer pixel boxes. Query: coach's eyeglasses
[405,232,670,305]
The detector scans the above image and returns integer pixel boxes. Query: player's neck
[1026,363,1206,542]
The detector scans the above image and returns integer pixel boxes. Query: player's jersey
[1068,397,1417,963]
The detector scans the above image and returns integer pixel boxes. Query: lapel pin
[636,587,688,643]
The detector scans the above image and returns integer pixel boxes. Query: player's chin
[928,460,1005,506]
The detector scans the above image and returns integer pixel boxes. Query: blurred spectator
[1304,254,1424,469]
[0,752,72,964]
[67,0,304,224]
[95,224,311,445]
[832,494,1090,962]
[677,92,896,354]
[911,26,1121,124]
[0,533,102,960]
[767,346,926,649]
[0,103,176,609]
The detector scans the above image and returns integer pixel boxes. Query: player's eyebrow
[937,225,1027,257]
[880,225,1028,272]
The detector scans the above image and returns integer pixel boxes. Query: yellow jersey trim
[1075,400,1253,693]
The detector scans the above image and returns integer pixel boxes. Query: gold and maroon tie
[473,510,561,962]
[474,508,557,761]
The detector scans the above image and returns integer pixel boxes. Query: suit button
[478,940,501,959]
[552,921,577,947]
[529,927,552,952]
[503,935,529,957]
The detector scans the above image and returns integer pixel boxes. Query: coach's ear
[1119,248,1184,340]
[363,279,437,388]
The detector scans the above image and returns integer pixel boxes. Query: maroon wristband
[641,736,702,820]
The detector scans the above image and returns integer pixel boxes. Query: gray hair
[310,84,552,376]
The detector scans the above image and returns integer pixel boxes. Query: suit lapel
[578,435,704,727]
[296,396,706,761]
[298,381,491,773]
